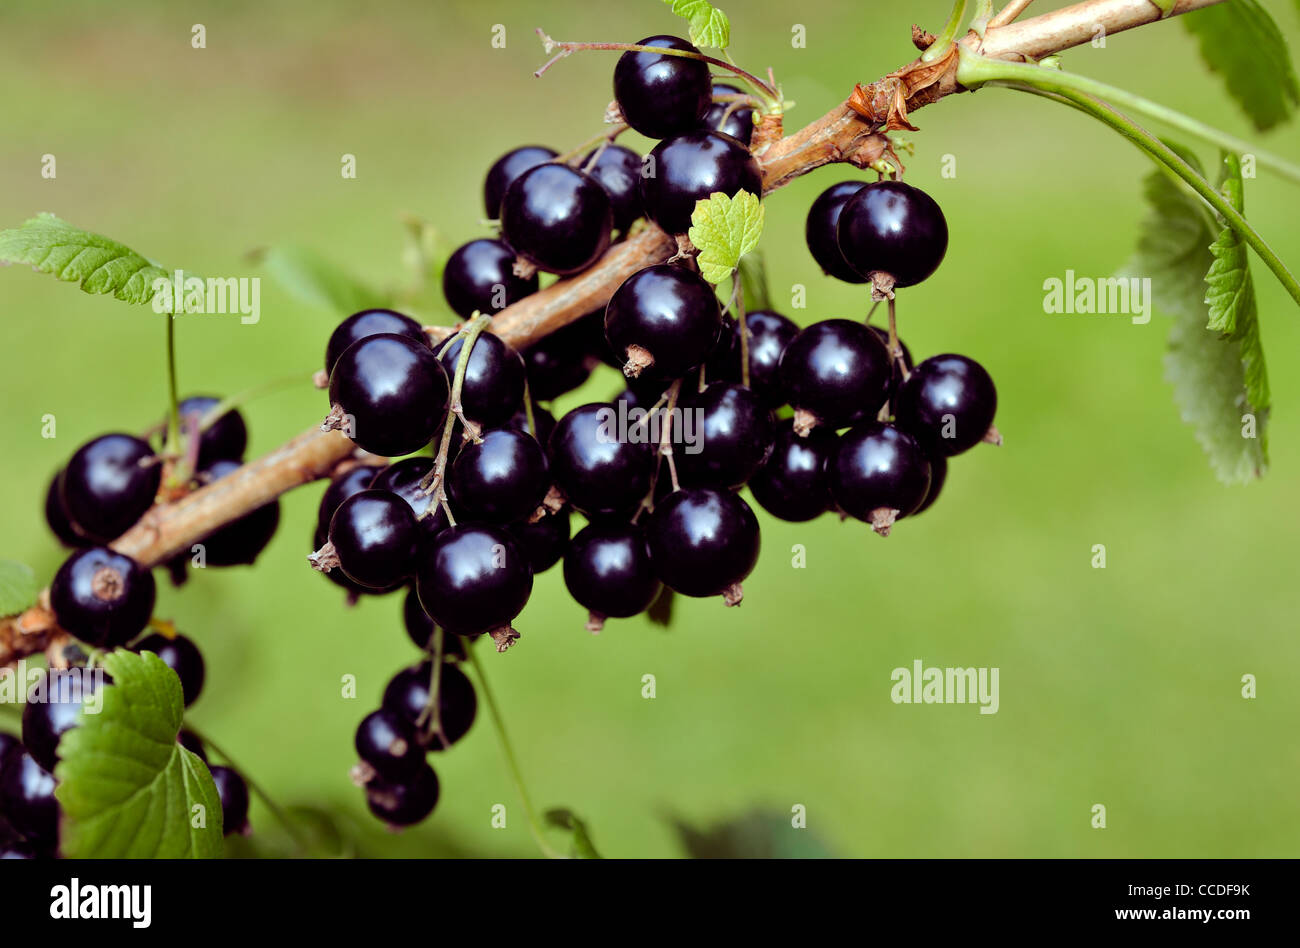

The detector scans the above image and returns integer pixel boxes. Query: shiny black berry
[370,458,453,538]
[484,145,557,218]
[442,238,538,320]
[319,464,383,524]
[778,319,891,433]
[583,144,645,231]
[500,163,612,276]
[868,325,913,400]
[0,751,59,843]
[522,319,596,402]
[355,709,423,780]
[327,490,421,590]
[828,423,932,533]
[135,633,205,707]
[548,403,654,516]
[641,130,762,235]
[437,331,527,429]
[173,395,248,470]
[805,181,868,283]
[506,507,571,574]
[60,433,160,543]
[210,765,250,835]
[366,761,439,827]
[196,459,281,566]
[748,419,836,522]
[613,35,712,139]
[403,587,467,658]
[383,662,477,751]
[44,472,87,548]
[449,428,549,524]
[894,354,997,456]
[50,547,156,648]
[505,401,557,448]
[604,264,721,379]
[416,525,533,636]
[913,453,948,515]
[646,487,761,600]
[22,668,108,773]
[328,333,450,457]
[700,83,755,145]
[564,522,662,627]
[674,382,775,489]
[324,309,428,376]
[706,310,800,407]
[837,181,948,288]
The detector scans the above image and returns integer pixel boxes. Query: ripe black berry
[522,319,596,402]
[500,163,612,276]
[868,325,913,400]
[583,144,645,231]
[196,459,281,566]
[604,264,721,379]
[837,181,948,289]
[563,522,662,629]
[383,662,477,751]
[646,488,761,601]
[50,547,156,648]
[370,458,453,538]
[706,310,800,407]
[209,765,250,835]
[60,433,160,543]
[894,354,998,456]
[700,83,755,145]
[329,332,450,457]
[403,587,468,658]
[506,506,571,574]
[674,382,775,489]
[641,130,762,235]
[613,35,712,139]
[442,238,538,319]
[484,145,557,217]
[505,401,557,448]
[366,761,440,827]
[805,181,868,283]
[548,403,654,516]
[0,751,59,843]
[416,525,533,637]
[828,422,932,534]
[448,428,549,524]
[319,463,384,524]
[778,319,892,433]
[748,420,836,522]
[326,490,421,590]
[176,395,248,468]
[913,453,948,515]
[324,309,429,376]
[44,472,87,548]
[135,633,206,707]
[22,668,108,773]
[355,708,424,780]
[437,331,527,428]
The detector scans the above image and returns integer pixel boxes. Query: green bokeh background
[2,0,1298,858]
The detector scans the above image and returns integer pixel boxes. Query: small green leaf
[663,0,730,50]
[738,251,771,312]
[254,244,385,314]
[688,190,764,285]
[0,213,174,307]
[1182,0,1299,132]
[0,560,38,617]
[544,807,602,858]
[55,650,224,858]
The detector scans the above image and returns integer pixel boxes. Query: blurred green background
[2,0,1298,858]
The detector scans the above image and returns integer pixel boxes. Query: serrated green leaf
[0,560,38,617]
[663,0,730,49]
[544,807,602,858]
[0,213,174,307]
[55,650,223,858]
[688,190,764,285]
[255,244,385,314]
[1182,0,1299,132]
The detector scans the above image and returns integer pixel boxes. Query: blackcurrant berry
[437,331,527,429]
[50,547,156,648]
[0,840,42,859]
[176,395,248,468]
[837,180,948,289]
[355,708,424,781]
[21,668,108,773]
[522,320,595,402]
[448,428,549,524]
[894,354,998,457]
[365,761,439,827]
[417,525,533,638]
[324,309,429,376]
[748,419,836,522]
[604,264,721,379]
[442,238,538,320]
[613,35,712,139]
[504,401,557,449]
[326,490,421,590]
[484,145,557,218]
[706,310,800,407]
[402,587,468,658]
[500,163,612,276]
[44,472,87,548]
[563,522,662,629]
[195,459,281,567]
[383,662,477,751]
[700,83,755,145]
[209,765,250,836]
[913,453,947,515]
[506,506,571,574]
[370,457,453,538]
[828,422,932,534]
[313,523,373,598]
[548,403,654,516]
[868,325,912,400]
[777,319,892,433]
[583,144,645,231]
[328,332,450,457]
[135,633,205,707]
[319,463,384,525]
[805,181,868,283]
[60,433,160,543]
[178,730,207,763]
[646,487,761,601]
[0,751,59,843]
[674,382,775,489]
[0,731,20,769]
[641,130,762,235]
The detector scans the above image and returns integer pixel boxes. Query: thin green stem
[522,378,537,438]
[467,648,563,859]
[923,0,969,63]
[420,314,493,521]
[163,315,181,455]
[733,271,750,389]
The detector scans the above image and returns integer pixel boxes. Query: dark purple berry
[324,309,428,376]
[49,547,156,648]
[44,472,87,548]
[868,325,912,400]
[60,433,160,543]
[563,522,662,627]
[646,487,761,600]
[176,395,248,468]
[449,428,549,524]
[778,319,891,433]
[22,668,108,773]
[521,320,595,402]
[748,420,836,522]
[195,459,280,567]
[500,164,612,276]
[548,403,654,517]
[674,382,774,489]
[403,587,467,658]
[604,264,721,379]
[0,751,59,843]
[416,525,533,637]
[135,633,205,708]
[328,333,450,457]
[506,507,571,574]
[613,35,712,139]
[805,181,868,283]
[366,761,439,827]
[582,144,645,231]
[837,181,948,289]
[828,423,932,534]
[442,238,538,320]
[383,663,477,751]
[319,463,384,525]
[327,490,421,590]
[484,145,557,218]
[894,354,997,457]
[913,453,947,515]
[210,765,250,835]
[355,709,423,780]
[437,331,527,429]
[370,457,453,538]
[706,310,800,407]
[641,130,762,235]
[700,83,755,145]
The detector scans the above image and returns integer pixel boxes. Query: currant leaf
[688,190,764,285]
[662,0,731,50]
[0,559,38,617]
